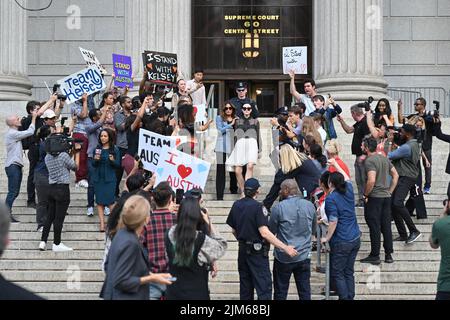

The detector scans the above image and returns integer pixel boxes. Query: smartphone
[176,189,185,205]
[168,277,177,282]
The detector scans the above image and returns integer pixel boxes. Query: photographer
[398,98,436,194]
[71,93,90,189]
[388,124,422,244]
[430,198,450,300]
[92,129,121,233]
[39,136,81,252]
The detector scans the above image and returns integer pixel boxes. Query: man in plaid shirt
[141,182,176,300]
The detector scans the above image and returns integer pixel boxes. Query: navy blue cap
[276,106,289,115]
[236,82,248,90]
[244,178,261,190]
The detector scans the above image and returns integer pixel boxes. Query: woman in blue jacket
[214,102,238,200]
[93,128,121,232]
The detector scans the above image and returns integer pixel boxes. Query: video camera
[134,155,154,188]
[363,96,375,112]
[52,84,67,101]
[44,133,83,156]
[433,100,440,118]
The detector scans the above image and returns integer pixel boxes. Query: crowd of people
[2,68,450,301]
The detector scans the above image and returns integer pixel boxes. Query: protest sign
[138,129,187,172]
[142,51,178,85]
[112,54,133,88]
[79,47,107,75]
[282,46,308,75]
[57,65,106,104]
[155,146,211,192]
[193,104,207,123]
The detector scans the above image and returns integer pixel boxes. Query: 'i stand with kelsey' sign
[57,65,106,104]
[282,46,308,75]
[155,146,211,192]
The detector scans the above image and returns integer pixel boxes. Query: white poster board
[155,146,211,192]
[138,129,187,173]
[194,104,207,123]
[79,47,107,75]
[57,65,106,104]
[282,46,308,75]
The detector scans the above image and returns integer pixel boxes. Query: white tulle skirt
[226,138,258,167]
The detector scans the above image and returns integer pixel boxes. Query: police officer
[226,178,298,300]
[230,82,259,119]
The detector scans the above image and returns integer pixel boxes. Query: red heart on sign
[147,63,153,70]
[175,138,181,146]
[177,165,193,180]
[173,66,177,73]
[193,106,198,115]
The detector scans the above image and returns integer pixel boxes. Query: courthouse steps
[0,119,449,300]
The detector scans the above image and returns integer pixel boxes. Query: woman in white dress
[226,104,261,196]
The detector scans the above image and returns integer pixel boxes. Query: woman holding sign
[93,128,121,232]
[226,104,262,197]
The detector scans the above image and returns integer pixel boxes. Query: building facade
[1,0,450,115]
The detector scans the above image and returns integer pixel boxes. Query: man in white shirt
[289,70,326,116]
[186,70,207,106]
[4,111,37,223]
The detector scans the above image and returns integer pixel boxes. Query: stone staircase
[0,114,449,300]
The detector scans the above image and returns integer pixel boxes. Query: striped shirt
[45,152,77,184]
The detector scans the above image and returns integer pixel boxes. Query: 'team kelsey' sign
[57,65,106,103]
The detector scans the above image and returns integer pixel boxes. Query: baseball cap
[244,178,261,191]
[276,106,289,116]
[42,109,57,119]
[236,82,248,90]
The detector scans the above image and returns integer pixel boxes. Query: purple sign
[112,54,133,88]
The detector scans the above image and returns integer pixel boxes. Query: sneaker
[406,232,422,244]
[52,243,73,252]
[76,179,89,189]
[385,254,394,264]
[27,202,37,209]
[10,216,20,224]
[104,207,110,217]
[393,236,407,242]
[355,201,364,208]
[87,207,94,217]
[360,255,381,265]
[423,187,431,195]
[36,226,43,233]
[39,241,46,251]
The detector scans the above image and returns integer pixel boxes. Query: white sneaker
[52,242,73,252]
[87,207,94,217]
[39,241,46,251]
[104,207,110,217]
[77,180,89,189]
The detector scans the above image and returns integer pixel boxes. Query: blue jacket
[214,116,234,154]
[92,146,121,183]
[318,104,342,140]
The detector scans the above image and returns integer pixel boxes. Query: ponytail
[329,172,347,194]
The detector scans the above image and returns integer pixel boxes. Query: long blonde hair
[279,144,308,174]
[302,116,323,147]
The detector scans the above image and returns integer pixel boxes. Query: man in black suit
[0,204,43,300]
[230,82,259,119]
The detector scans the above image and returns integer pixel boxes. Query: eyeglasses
[242,107,252,111]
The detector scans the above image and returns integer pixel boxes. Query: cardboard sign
[194,104,207,123]
[155,146,211,192]
[112,54,133,88]
[138,129,187,172]
[57,65,106,104]
[282,46,308,75]
[79,47,107,75]
[142,51,178,85]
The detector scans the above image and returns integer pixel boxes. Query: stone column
[314,0,388,101]
[0,0,32,100]
[125,0,192,83]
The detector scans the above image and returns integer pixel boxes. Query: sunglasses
[224,107,234,111]
[237,89,246,92]
[242,107,252,111]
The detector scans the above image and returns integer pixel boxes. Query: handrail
[388,87,449,117]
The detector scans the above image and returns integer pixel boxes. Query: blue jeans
[330,238,361,300]
[273,258,311,300]
[5,165,23,211]
[87,158,95,208]
[149,283,167,300]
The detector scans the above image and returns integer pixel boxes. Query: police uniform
[226,179,272,300]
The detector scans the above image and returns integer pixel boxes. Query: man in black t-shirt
[337,104,371,207]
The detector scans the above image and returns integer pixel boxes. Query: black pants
[34,172,50,228]
[391,176,420,238]
[273,258,311,300]
[423,148,432,189]
[238,248,272,300]
[41,184,70,245]
[436,291,450,300]
[114,148,126,197]
[405,165,428,219]
[27,144,39,204]
[216,152,237,199]
[365,197,393,257]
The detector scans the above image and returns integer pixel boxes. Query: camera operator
[388,124,422,244]
[147,106,175,136]
[21,94,60,209]
[39,136,81,252]
[430,197,450,300]
[398,98,436,194]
